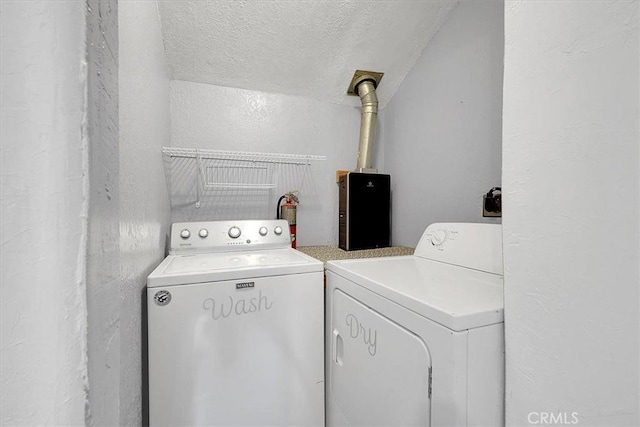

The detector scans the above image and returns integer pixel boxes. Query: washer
[147,219,324,426]
[325,223,504,427]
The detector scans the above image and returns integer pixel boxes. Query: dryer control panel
[415,223,503,275]
[169,220,292,254]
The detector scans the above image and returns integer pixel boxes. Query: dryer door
[330,289,432,426]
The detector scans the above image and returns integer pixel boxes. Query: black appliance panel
[339,173,390,251]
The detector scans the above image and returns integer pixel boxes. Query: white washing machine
[147,220,324,426]
[325,223,504,427]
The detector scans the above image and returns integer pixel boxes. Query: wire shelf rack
[162,147,326,221]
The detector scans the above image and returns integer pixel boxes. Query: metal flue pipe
[355,78,379,172]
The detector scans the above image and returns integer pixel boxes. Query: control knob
[430,230,447,247]
[259,226,268,236]
[199,229,209,238]
[228,226,241,239]
[274,226,283,236]
[180,229,191,239]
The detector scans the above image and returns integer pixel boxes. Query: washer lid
[148,248,323,287]
[326,256,503,331]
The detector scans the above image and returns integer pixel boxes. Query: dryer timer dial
[430,230,447,247]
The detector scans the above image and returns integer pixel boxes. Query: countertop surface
[297,245,414,266]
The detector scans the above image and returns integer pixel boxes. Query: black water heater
[339,172,391,251]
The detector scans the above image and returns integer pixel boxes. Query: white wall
[118,2,172,424]
[380,0,504,247]
[169,80,362,246]
[0,2,89,425]
[85,0,121,424]
[503,1,639,425]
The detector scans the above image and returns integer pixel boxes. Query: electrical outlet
[483,188,501,217]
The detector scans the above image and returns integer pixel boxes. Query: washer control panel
[170,220,292,254]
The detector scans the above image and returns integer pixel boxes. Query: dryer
[325,223,504,426]
[147,220,324,426]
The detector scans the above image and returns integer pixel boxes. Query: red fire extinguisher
[277,191,299,248]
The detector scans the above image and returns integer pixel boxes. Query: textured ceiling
[157,1,459,108]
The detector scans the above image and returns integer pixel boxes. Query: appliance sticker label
[236,281,255,290]
[346,313,377,356]
[203,290,273,320]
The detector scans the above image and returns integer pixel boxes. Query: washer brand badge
[236,281,255,290]
[154,290,171,306]
[367,181,374,188]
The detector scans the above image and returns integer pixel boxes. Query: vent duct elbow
[356,79,378,171]
[348,70,383,172]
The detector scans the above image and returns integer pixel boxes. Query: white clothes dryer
[325,223,504,427]
[147,220,324,426]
